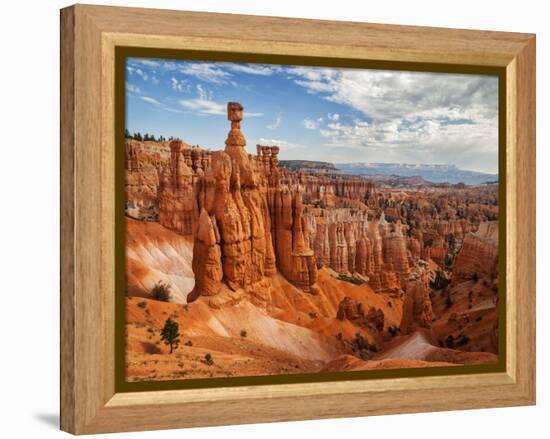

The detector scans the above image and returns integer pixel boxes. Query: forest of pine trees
[124,128,170,143]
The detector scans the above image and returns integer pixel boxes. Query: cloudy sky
[126,58,499,174]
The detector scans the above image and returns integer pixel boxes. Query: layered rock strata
[400,272,433,333]
[451,221,499,285]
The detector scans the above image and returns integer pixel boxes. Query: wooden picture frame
[60,4,536,434]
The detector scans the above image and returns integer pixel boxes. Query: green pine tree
[160,318,180,354]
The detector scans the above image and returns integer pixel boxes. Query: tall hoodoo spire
[225,102,246,149]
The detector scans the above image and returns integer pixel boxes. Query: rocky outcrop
[336,297,385,332]
[336,296,365,321]
[365,307,385,332]
[306,209,412,294]
[272,188,318,293]
[451,221,498,285]
[279,169,375,208]
[158,140,199,239]
[400,272,433,333]
[382,221,410,281]
[187,209,223,301]
[355,233,374,276]
[125,140,168,220]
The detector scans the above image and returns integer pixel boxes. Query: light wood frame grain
[60,4,536,434]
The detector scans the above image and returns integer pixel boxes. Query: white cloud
[179,85,263,117]
[170,77,190,93]
[131,59,161,69]
[226,64,276,76]
[126,82,140,94]
[128,58,178,73]
[139,96,162,106]
[179,98,225,115]
[303,118,320,130]
[286,67,498,173]
[179,85,224,115]
[288,68,497,123]
[258,138,305,151]
[267,114,282,129]
[179,63,232,85]
[126,66,149,81]
[137,95,182,113]
[196,84,212,101]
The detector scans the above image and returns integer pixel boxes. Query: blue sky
[126,58,499,174]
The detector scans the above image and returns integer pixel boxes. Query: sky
[126,58,499,174]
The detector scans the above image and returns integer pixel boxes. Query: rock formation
[400,272,433,333]
[336,297,365,321]
[158,140,199,238]
[187,209,223,301]
[175,103,318,301]
[336,297,385,332]
[452,221,499,285]
[125,140,167,220]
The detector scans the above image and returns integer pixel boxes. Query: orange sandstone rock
[187,209,223,302]
[452,221,498,285]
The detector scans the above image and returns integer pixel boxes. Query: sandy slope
[126,218,194,303]
[126,296,338,381]
[372,330,497,365]
[431,278,499,354]
[322,355,454,372]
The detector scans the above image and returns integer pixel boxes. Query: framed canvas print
[60,4,536,434]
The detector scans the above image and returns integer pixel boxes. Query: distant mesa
[279,160,342,174]
[335,162,498,185]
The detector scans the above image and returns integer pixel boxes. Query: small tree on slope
[160,318,180,354]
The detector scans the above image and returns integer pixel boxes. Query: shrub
[430,270,449,290]
[240,330,247,338]
[351,333,378,359]
[336,274,365,285]
[456,334,470,347]
[151,281,171,302]
[137,301,147,309]
[388,326,400,337]
[185,340,193,346]
[445,335,455,349]
[204,353,214,365]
